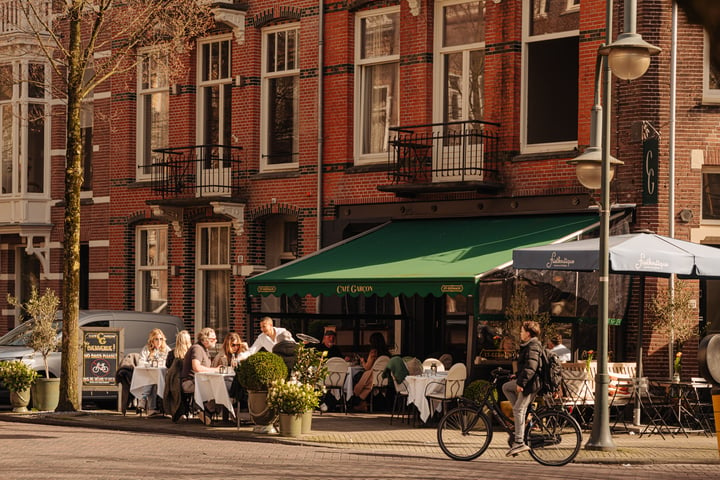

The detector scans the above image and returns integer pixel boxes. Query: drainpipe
[316,0,324,252]
[668,0,677,379]
[316,0,325,315]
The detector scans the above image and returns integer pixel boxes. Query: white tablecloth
[194,372,236,417]
[343,366,364,400]
[129,366,167,400]
[406,374,447,422]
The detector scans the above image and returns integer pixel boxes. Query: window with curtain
[136,226,168,313]
[356,8,399,162]
[197,224,230,340]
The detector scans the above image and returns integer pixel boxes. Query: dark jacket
[516,337,542,394]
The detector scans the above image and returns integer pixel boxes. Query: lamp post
[567,0,660,451]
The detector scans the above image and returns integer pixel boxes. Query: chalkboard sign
[81,328,123,388]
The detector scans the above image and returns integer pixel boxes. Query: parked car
[0,310,184,403]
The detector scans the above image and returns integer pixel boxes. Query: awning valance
[247,213,599,298]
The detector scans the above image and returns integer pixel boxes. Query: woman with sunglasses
[138,328,171,416]
[212,332,248,369]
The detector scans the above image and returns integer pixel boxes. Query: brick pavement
[0,409,718,465]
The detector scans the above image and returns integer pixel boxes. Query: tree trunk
[58,3,84,412]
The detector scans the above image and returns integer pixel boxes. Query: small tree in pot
[8,288,61,411]
[236,351,288,432]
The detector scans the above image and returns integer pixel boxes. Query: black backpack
[538,348,563,395]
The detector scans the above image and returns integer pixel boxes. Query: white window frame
[703,32,720,104]
[135,225,169,313]
[260,24,300,172]
[520,0,579,154]
[194,223,231,336]
[136,48,170,182]
[354,6,400,165]
[0,60,50,197]
[701,166,720,225]
[432,0,485,125]
[196,35,233,150]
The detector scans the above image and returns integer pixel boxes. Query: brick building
[0,0,716,382]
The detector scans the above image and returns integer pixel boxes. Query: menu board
[81,328,123,387]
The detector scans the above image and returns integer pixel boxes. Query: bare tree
[10,0,212,411]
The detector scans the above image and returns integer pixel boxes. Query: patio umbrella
[512,233,720,425]
[512,233,720,278]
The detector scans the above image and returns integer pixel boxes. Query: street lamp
[567,0,660,451]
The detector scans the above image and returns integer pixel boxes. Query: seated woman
[211,332,248,422]
[138,328,171,416]
[350,332,391,412]
[212,332,248,369]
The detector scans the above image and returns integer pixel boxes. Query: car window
[0,320,62,346]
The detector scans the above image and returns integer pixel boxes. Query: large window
[0,61,49,195]
[197,224,231,340]
[522,0,579,153]
[136,226,168,313]
[355,8,399,163]
[435,1,484,129]
[703,33,720,104]
[262,26,299,170]
[137,50,169,180]
[702,168,720,222]
[198,37,232,159]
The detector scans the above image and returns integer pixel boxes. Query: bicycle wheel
[437,406,492,461]
[526,410,582,467]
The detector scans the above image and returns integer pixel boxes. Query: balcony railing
[0,0,52,35]
[386,120,502,191]
[148,145,245,200]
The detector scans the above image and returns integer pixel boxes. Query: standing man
[548,334,572,362]
[242,317,290,358]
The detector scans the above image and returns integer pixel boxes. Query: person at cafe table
[181,327,220,425]
[242,316,291,359]
[349,332,391,412]
[212,332,249,368]
[137,328,170,416]
[309,330,344,359]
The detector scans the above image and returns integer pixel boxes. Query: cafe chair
[323,357,350,414]
[405,357,423,376]
[636,378,675,439]
[115,352,140,416]
[608,373,634,432]
[425,362,466,420]
[369,355,390,412]
[421,358,445,373]
[389,371,414,425]
[690,377,715,434]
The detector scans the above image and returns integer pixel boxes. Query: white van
[0,310,184,401]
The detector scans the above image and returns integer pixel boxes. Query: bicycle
[437,367,582,467]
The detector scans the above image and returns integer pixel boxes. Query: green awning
[247,214,599,298]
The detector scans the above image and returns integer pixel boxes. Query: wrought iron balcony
[379,120,503,195]
[148,145,245,201]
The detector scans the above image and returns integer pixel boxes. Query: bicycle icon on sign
[90,359,110,376]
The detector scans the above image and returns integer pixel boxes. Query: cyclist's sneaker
[506,442,531,457]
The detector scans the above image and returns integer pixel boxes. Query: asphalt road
[0,421,716,479]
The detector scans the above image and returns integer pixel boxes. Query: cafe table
[129,365,167,403]
[405,372,448,423]
[194,371,236,418]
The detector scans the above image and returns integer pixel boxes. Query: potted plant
[651,280,696,381]
[8,287,61,411]
[267,378,321,437]
[236,351,288,433]
[292,343,328,433]
[0,360,39,412]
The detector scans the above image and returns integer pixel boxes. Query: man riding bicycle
[502,320,543,457]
